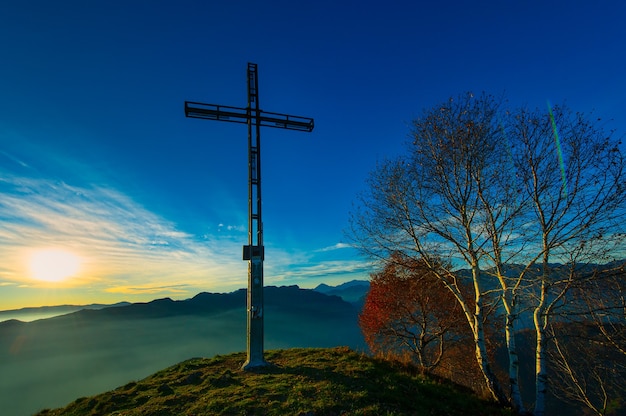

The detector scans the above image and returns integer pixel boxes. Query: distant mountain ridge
[0,302,131,323]
[59,285,359,322]
[0,285,365,416]
[1,280,372,323]
[313,279,369,308]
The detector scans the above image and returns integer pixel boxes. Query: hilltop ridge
[36,347,512,416]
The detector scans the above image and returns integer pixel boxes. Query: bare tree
[349,93,626,415]
[508,104,626,416]
[351,93,513,407]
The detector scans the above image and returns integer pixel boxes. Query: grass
[36,347,512,415]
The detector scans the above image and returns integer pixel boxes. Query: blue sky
[1,1,625,309]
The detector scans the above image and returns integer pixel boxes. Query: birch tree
[509,104,626,416]
[351,93,513,407]
[349,93,626,415]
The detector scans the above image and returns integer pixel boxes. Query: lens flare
[547,101,568,199]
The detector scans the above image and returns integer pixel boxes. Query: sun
[29,248,82,282]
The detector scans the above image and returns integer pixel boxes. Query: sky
[1,1,625,310]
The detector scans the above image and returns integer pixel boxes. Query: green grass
[36,347,512,415]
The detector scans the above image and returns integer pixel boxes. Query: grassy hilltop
[37,347,511,416]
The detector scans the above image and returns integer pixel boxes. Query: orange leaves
[359,254,469,371]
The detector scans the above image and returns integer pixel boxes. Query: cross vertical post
[184,63,314,370]
[245,63,265,369]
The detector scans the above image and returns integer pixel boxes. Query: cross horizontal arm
[185,102,249,124]
[185,101,314,132]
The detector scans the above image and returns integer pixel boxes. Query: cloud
[217,223,247,233]
[0,142,370,306]
[0,150,29,168]
[105,284,191,295]
[0,173,247,294]
[270,260,372,280]
[315,242,352,252]
[263,243,373,287]
[0,170,372,305]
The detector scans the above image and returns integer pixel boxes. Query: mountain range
[0,283,369,416]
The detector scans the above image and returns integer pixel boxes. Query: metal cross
[185,63,314,369]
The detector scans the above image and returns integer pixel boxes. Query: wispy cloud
[0,169,373,303]
[315,242,353,252]
[271,260,371,280]
[0,136,371,307]
[105,283,192,295]
[217,223,247,233]
[0,173,247,296]
[0,150,29,169]
[264,243,372,288]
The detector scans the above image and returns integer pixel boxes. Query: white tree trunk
[505,305,526,414]
[533,279,549,416]
[474,313,505,403]
[470,265,508,405]
[442,264,507,405]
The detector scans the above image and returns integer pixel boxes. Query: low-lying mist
[0,286,365,416]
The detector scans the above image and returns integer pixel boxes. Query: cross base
[241,358,271,371]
